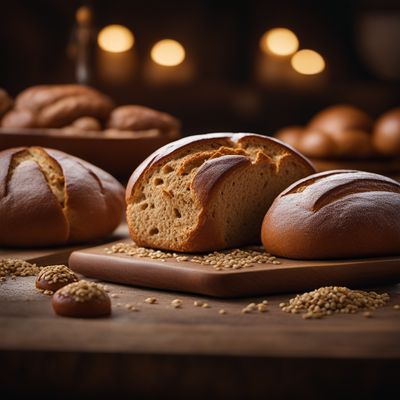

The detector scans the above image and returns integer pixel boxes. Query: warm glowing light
[97,25,134,53]
[291,49,325,75]
[150,39,186,66]
[260,28,299,56]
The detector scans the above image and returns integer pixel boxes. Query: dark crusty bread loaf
[1,85,113,129]
[126,133,315,252]
[0,146,125,247]
[108,105,181,135]
[261,170,400,259]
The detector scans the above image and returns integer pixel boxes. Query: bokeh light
[291,49,325,75]
[260,28,299,56]
[150,39,186,66]
[97,25,134,53]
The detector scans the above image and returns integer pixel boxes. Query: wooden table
[1,225,399,400]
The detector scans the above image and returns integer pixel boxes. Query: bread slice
[126,133,315,252]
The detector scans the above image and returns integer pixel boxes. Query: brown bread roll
[0,88,13,118]
[126,133,315,252]
[108,105,181,135]
[326,129,373,158]
[70,116,102,131]
[261,170,400,259]
[1,109,36,129]
[274,126,304,149]
[308,105,373,135]
[372,107,400,156]
[1,84,114,129]
[0,146,125,247]
[296,129,336,158]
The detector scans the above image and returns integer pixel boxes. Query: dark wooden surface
[1,225,400,399]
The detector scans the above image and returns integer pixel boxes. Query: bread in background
[0,88,13,119]
[372,107,400,156]
[108,105,181,137]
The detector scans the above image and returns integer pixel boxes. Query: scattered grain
[0,259,41,280]
[145,297,157,304]
[219,309,226,315]
[202,303,210,308]
[257,303,268,312]
[107,243,279,271]
[280,286,389,319]
[363,311,373,318]
[394,305,400,310]
[194,300,203,307]
[171,299,183,308]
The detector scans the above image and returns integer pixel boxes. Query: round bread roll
[274,126,304,149]
[0,146,125,247]
[63,116,102,132]
[308,105,373,135]
[327,129,373,158]
[0,88,13,118]
[2,84,114,129]
[372,107,400,156]
[296,129,336,158]
[108,105,181,135]
[1,109,36,129]
[261,170,400,259]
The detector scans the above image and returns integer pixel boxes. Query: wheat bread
[126,133,315,252]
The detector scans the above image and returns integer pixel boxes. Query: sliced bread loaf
[126,133,315,252]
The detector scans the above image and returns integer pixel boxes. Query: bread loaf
[0,146,125,247]
[0,88,12,118]
[372,107,400,156]
[108,105,180,135]
[1,85,114,129]
[261,170,400,259]
[308,105,373,135]
[126,133,315,252]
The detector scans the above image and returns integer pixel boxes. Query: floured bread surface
[126,133,315,252]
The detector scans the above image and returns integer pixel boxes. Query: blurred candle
[291,49,325,75]
[150,39,186,66]
[97,25,136,85]
[260,28,299,56]
[97,24,134,53]
[145,39,192,85]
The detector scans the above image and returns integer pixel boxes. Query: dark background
[0,0,399,135]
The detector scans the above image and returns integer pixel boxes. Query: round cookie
[52,280,111,318]
[36,265,79,294]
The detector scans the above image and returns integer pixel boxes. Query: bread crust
[126,133,313,202]
[2,85,114,129]
[126,133,315,252]
[108,105,180,134]
[262,170,400,259]
[0,146,125,247]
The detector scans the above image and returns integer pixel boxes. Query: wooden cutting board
[68,239,400,297]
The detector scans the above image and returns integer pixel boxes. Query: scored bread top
[262,170,400,259]
[126,133,313,202]
[0,146,125,246]
[126,133,315,252]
